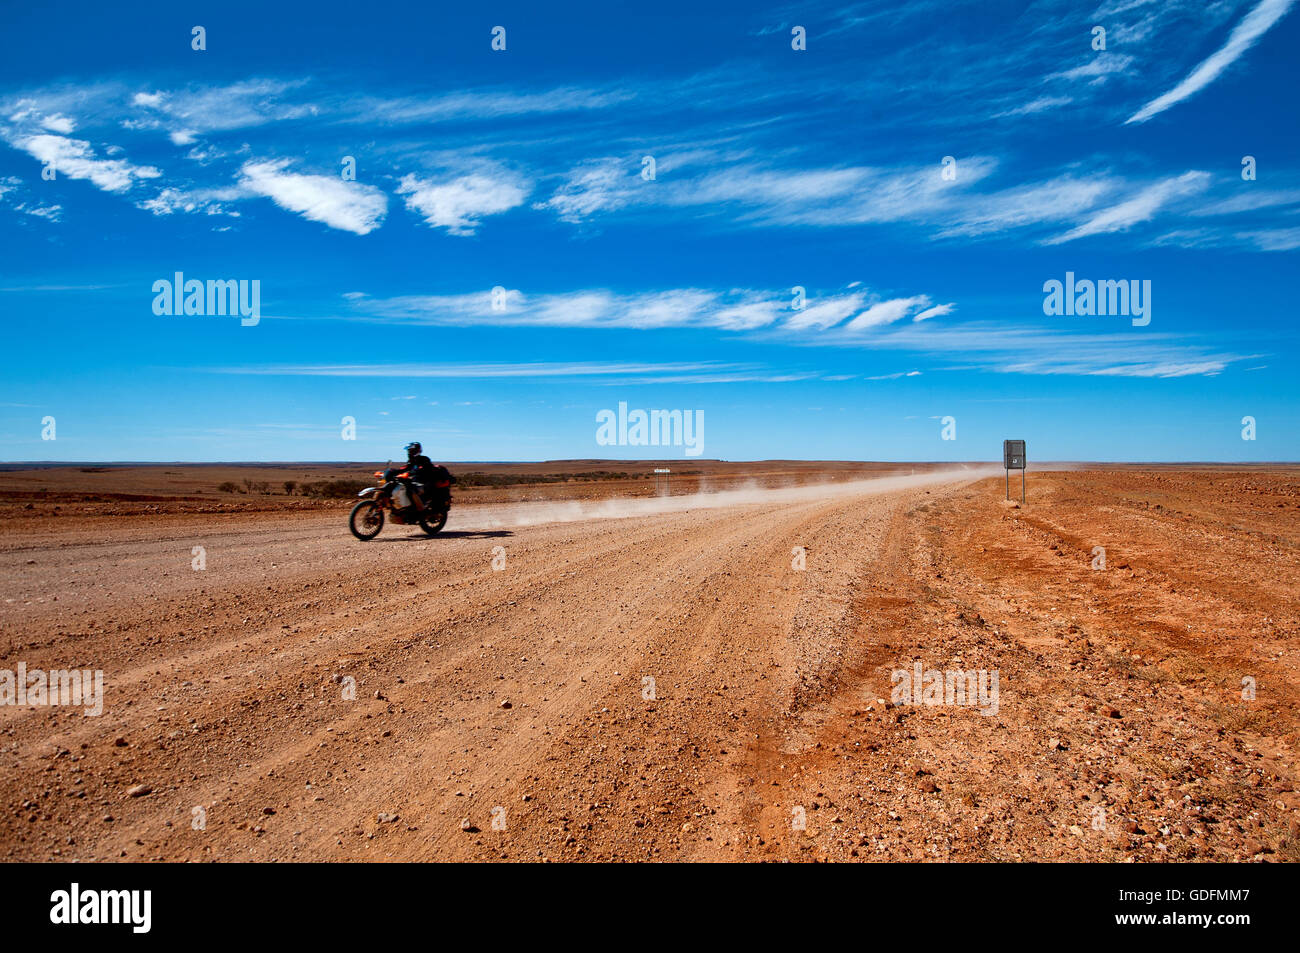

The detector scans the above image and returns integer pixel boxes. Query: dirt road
[2,469,1296,861]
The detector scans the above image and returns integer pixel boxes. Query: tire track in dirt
[7,468,1289,862]
[0,477,970,860]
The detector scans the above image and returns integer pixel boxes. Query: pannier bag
[393,483,412,509]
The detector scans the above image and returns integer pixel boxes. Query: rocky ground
[0,467,1295,861]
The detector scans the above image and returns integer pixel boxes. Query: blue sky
[1,0,1297,462]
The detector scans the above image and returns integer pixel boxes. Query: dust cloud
[460,466,1002,530]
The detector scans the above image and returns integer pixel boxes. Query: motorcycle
[348,461,454,540]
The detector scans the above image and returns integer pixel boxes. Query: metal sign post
[653,467,671,496]
[1002,439,1026,503]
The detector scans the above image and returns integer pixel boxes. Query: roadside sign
[1002,440,1026,502]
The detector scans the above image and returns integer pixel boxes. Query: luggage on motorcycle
[393,483,412,509]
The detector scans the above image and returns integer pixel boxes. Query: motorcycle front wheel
[349,500,385,540]
[418,510,447,535]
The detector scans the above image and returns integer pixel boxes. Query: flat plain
[0,463,1295,861]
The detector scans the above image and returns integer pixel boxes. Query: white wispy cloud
[1151,219,1300,251]
[864,322,1246,378]
[14,202,62,221]
[992,95,1073,118]
[843,295,933,331]
[540,155,1002,231]
[118,82,630,146]
[355,288,743,329]
[1236,227,1300,251]
[936,175,1115,238]
[1051,53,1135,84]
[40,113,75,133]
[13,133,159,193]
[679,158,998,227]
[347,285,938,336]
[1044,171,1210,244]
[912,303,955,322]
[397,167,529,235]
[127,80,317,140]
[138,184,248,217]
[239,159,387,234]
[215,313,1247,381]
[0,25,1292,254]
[347,86,633,125]
[1190,187,1300,216]
[540,158,635,222]
[783,293,868,331]
[0,174,65,220]
[1127,0,1296,123]
[533,149,1261,251]
[865,370,923,380]
[1147,227,1224,249]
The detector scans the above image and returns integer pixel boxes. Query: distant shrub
[283,481,297,495]
[300,479,369,499]
[217,481,240,493]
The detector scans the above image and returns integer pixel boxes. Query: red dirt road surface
[1,466,1297,861]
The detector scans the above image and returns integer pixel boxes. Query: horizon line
[1,459,1296,468]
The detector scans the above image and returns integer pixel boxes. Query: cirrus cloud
[15,133,159,193]
[239,159,387,234]
[1127,0,1297,123]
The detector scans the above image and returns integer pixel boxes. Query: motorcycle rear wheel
[349,500,385,540]
[419,510,447,535]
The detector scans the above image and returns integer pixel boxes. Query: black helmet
[404,441,421,456]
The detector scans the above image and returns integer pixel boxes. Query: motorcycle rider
[399,441,434,507]
[402,441,435,481]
